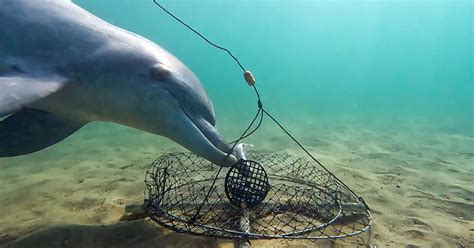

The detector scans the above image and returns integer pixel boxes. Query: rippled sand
[0,117,472,247]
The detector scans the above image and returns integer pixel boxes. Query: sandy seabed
[0,116,472,248]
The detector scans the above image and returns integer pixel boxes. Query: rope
[190,102,263,222]
[261,108,368,207]
[151,1,369,216]
[152,0,246,72]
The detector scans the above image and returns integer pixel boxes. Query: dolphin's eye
[150,65,171,83]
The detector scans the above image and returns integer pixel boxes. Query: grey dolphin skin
[0,1,237,166]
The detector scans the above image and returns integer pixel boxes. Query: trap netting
[144,150,372,240]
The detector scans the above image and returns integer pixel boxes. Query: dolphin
[0,1,237,166]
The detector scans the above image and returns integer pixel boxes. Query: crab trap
[144,149,372,241]
[146,2,372,243]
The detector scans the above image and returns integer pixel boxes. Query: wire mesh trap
[146,0,372,243]
[144,150,372,240]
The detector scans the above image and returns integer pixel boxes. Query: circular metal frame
[144,151,372,240]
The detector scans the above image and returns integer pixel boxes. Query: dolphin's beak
[146,63,236,166]
[166,74,236,166]
[136,85,236,166]
[173,112,237,167]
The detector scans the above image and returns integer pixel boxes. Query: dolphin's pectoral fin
[0,109,84,157]
[0,73,68,117]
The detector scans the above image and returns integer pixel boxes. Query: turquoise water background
[75,0,473,139]
[0,1,473,246]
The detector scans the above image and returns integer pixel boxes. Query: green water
[74,0,472,136]
[1,0,473,246]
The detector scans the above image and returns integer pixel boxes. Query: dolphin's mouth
[177,102,235,165]
[192,117,233,154]
[160,84,235,166]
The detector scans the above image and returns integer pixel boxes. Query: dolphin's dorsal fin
[0,73,67,117]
